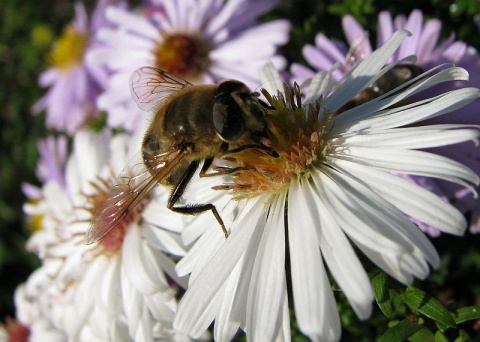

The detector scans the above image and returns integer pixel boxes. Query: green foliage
[378,318,423,342]
[328,0,376,25]
[372,271,394,318]
[0,0,53,319]
[367,270,480,341]
[402,287,456,328]
[455,306,480,325]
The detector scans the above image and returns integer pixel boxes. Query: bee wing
[84,147,188,245]
[130,67,193,112]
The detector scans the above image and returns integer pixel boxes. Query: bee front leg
[220,144,279,158]
[199,157,243,177]
[167,160,229,238]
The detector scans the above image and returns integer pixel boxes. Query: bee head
[213,80,266,142]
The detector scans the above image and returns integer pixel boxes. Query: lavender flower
[87,0,290,131]
[32,0,124,133]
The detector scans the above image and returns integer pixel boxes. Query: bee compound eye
[212,102,246,141]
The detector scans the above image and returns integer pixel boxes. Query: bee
[84,67,273,244]
[337,63,424,113]
[338,33,424,112]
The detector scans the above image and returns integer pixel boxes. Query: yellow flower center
[26,199,44,232]
[48,25,87,72]
[216,83,333,200]
[154,33,210,80]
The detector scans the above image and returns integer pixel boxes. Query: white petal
[323,30,411,112]
[175,221,225,279]
[278,293,291,342]
[288,180,342,340]
[316,167,440,283]
[304,70,338,105]
[332,66,472,133]
[260,62,284,94]
[303,180,374,320]
[122,225,169,294]
[332,159,468,235]
[311,170,405,253]
[320,166,441,268]
[213,263,243,342]
[312,169,439,268]
[174,199,266,337]
[247,194,288,342]
[340,125,480,149]
[332,146,479,189]
[334,87,480,133]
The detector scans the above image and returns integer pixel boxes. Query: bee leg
[167,160,229,238]
[220,144,279,158]
[199,157,243,177]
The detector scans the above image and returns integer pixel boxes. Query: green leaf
[402,287,456,328]
[378,318,423,342]
[372,271,394,318]
[408,327,435,342]
[454,305,480,324]
[454,329,472,342]
[434,330,450,342]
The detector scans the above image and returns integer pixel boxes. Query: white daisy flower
[87,0,290,131]
[8,276,68,341]
[172,30,480,341]
[22,128,189,341]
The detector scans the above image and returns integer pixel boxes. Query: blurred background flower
[21,128,189,340]
[31,0,125,134]
[87,0,290,131]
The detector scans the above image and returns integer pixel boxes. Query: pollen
[154,33,210,80]
[219,83,333,200]
[48,25,87,72]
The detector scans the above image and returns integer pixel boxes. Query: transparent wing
[84,147,189,245]
[129,67,193,112]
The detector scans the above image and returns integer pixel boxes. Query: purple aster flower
[32,0,125,134]
[291,9,480,235]
[22,135,69,203]
[35,135,69,187]
[87,0,290,131]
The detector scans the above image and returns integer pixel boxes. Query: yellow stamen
[217,83,334,200]
[48,25,87,72]
[25,199,44,232]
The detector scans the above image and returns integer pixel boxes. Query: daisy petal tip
[260,62,283,93]
[393,28,412,39]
